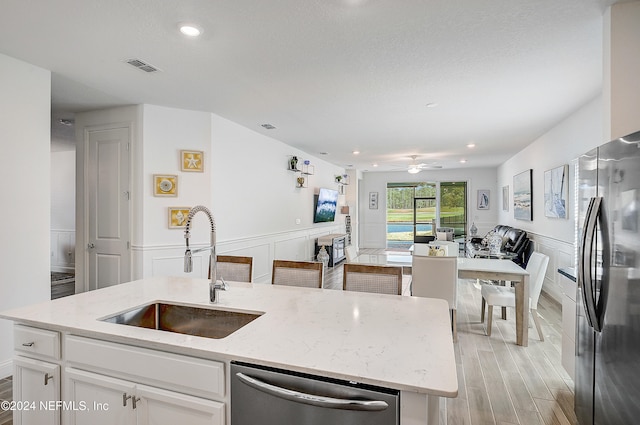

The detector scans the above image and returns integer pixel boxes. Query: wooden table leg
[514,275,529,346]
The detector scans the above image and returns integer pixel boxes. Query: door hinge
[127,241,130,249]
[124,191,130,200]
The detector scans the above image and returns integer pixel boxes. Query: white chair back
[526,252,550,307]
[413,243,431,256]
[345,245,358,262]
[411,255,457,308]
[436,227,455,241]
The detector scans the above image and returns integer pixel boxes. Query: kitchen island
[1,276,457,424]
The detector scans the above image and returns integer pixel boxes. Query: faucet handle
[215,277,228,290]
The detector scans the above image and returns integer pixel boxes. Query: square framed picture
[153,174,178,197]
[181,150,204,172]
[168,207,191,228]
[477,189,490,210]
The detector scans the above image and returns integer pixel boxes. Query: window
[386,181,467,249]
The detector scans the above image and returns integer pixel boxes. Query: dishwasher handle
[235,372,389,412]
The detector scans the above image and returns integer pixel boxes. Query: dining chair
[411,255,458,341]
[271,260,323,288]
[345,245,358,262]
[342,263,403,295]
[480,251,550,340]
[217,255,253,283]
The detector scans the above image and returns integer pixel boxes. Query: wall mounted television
[313,188,339,223]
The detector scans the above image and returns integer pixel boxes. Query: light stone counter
[0,276,457,399]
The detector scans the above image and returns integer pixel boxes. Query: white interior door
[87,126,130,290]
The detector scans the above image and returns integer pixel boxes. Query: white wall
[497,96,603,301]
[604,2,640,140]
[359,168,498,249]
[0,53,51,378]
[51,150,76,272]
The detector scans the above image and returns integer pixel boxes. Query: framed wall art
[513,169,533,221]
[181,150,204,172]
[168,207,191,228]
[477,189,490,210]
[153,174,178,197]
[369,192,378,209]
[544,164,569,219]
[502,185,509,211]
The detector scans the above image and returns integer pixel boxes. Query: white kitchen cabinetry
[65,368,223,425]
[12,324,62,425]
[559,269,577,380]
[13,357,61,425]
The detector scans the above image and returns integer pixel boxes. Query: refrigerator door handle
[579,196,601,331]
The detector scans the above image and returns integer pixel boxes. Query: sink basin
[102,302,263,339]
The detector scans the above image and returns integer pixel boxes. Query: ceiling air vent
[261,124,276,130]
[125,58,161,73]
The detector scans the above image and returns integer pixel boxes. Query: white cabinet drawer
[14,324,61,360]
[65,335,225,400]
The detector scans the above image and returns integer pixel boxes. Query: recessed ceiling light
[460,159,467,163]
[352,150,360,155]
[467,143,476,148]
[373,163,378,167]
[425,103,438,108]
[179,24,202,37]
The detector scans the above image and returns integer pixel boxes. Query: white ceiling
[0,0,616,170]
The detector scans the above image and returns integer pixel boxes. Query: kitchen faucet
[183,205,227,303]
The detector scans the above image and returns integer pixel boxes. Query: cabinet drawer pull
[22,342,35,347]
[123,393,131,407]
[44,373,54,386]
[132,396,141,409]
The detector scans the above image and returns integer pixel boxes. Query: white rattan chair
[217,255,253,283]
[342,263,403,295]
[271,260,323,288]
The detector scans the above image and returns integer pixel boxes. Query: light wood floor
[1,249,576,425]
[0,377,11,425]
[325,249,577,425]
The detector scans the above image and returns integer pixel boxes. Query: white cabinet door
[65,368,136,425]
[136,384,225,425]
[13,357,60,425]
[65,368,224,425]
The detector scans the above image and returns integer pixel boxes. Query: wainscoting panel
[135,224,345,285]
[528,233,575,303]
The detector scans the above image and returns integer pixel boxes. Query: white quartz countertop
[0,276,458,397]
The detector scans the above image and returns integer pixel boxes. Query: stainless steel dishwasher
[231,361,400,425]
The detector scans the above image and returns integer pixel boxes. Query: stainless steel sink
[102,302,263,339]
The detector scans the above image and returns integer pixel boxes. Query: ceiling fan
[404,155,442,174]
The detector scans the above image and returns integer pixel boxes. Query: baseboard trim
[0,358,12,379]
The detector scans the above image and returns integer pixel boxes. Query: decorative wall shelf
[334,174,349,185]
[288,156,314,188]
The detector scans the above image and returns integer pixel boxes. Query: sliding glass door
[386,181,467,249]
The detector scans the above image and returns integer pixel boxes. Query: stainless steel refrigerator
[576,130,640,425]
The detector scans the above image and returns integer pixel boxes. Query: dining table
[351,253,531,346]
